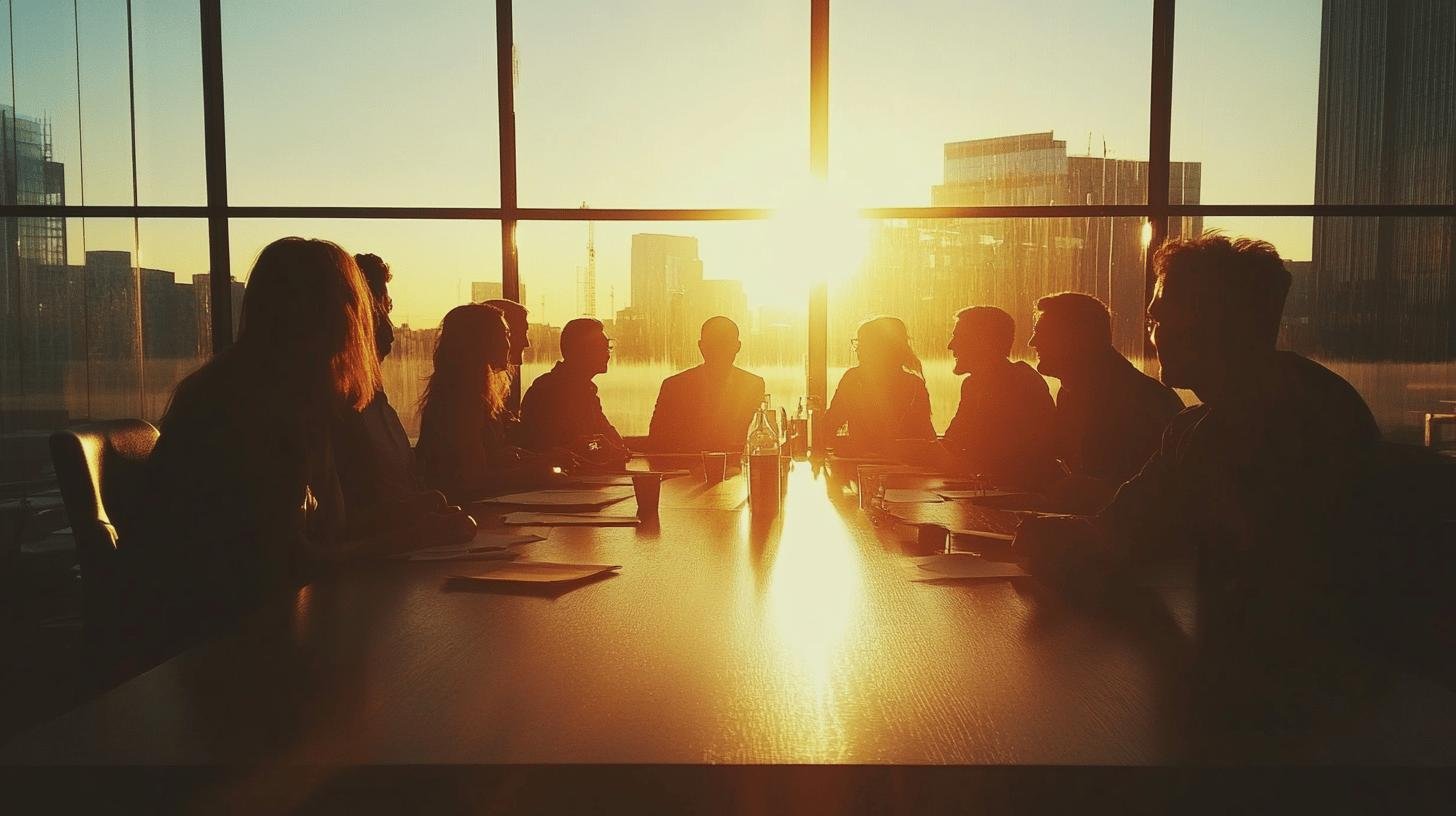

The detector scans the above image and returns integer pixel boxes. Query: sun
[739,181,873,312]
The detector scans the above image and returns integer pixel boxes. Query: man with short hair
[518,317,629,463]
[1029,292,1183,486]
[935,305,1058,488]
[1015,236,1381,738]
[483,297,531,368]
[647,317,766,452]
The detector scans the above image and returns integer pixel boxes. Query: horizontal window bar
[3,203,1451,220]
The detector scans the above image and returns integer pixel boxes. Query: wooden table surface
[4,457,1454,773]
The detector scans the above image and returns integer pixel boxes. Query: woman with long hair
[823,315,936,456]
[128,237,390,641]
[416,303,561,502]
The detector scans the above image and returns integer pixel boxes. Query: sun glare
[742,181,872,311]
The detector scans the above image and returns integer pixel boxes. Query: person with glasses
[1014,236,1383,749]
[822,316,936,457]
[645,316,766,453]
[518,317,630,465]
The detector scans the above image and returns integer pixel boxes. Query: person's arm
[822,370,854,441]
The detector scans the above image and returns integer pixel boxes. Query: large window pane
[831,1,1156,208]
[1174,0,1455,205]
[132,0,206,205]
[515,1,807,207]
[518,220,812,436]
[0,217,210,484]
[229,219,502,438]
[221,1,499,206]
[832,217,1159,431]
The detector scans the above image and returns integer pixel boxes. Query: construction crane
[579,201,597,317]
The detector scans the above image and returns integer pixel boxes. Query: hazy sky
[6,0,1324,329]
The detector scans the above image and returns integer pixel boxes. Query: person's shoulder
[1279,352,1377,433]
[731,366,765,388]
[1122,360,1184,410]
[1010,360,1052,393]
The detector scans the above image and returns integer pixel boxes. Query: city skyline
[4,0,1336,330]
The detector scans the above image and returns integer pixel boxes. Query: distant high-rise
[471,281,527,309]
[1311,0,1456,359]
[629,233,703,363]
[846,132,1202,359]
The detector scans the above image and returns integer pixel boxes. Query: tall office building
[845,132,1201,359]
[629,233,703,363]
[471,280,527,309]
[1,106,69,432]
[1311,0,1456,359]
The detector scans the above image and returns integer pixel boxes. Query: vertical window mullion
[199,0,232,353]
[1144,0,1176,359]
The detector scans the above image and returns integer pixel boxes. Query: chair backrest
[49,420,159,628]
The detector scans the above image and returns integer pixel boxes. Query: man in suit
[647,317,766,453]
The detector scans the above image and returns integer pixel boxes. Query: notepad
[452,561,621,584]
[911,553,1027,580]
[881,489,945,504]
[501,512,641,526]
[479,487,634,508]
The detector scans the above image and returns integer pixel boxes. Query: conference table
[3,456,1454,810]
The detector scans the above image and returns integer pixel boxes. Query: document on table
[881,488,945,503]
[395,531,545,561]
[501,512,641,526]
[478,487,634,508]
[452,561,621,584]
[910,553,1027,580]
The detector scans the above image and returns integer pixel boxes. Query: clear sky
[6,0,1324,329]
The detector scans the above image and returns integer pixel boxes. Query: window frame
[1,0,1451,392]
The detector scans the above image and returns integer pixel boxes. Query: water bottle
[745,395,781,513]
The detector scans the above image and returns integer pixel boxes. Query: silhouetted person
[931,306,1057,487]
[824,316,936,457]
[518,317,630,465]
[1015,236,1382,746]
[646,317,766,453]
[1030,292,1184,488]
[483,297,530,442]
[332,253,470,539]
[416,304,567,502]
[483,297,531,368]
[128,238,471,647]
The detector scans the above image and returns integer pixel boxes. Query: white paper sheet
[881,489,945,504]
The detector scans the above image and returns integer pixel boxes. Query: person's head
[422,303,513,419]
[853,316,923,377]
[947,306,1015,376]
[354,252,395,361]
[236,236,378,410]
[1029,292,1113,379]
[561,317,611,376]
[698,316,741,368]
[484,298,530,367]
[1147,234,1289,390]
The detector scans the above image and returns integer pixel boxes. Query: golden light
[1140,219,1154,248]
[744,180,872,311]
